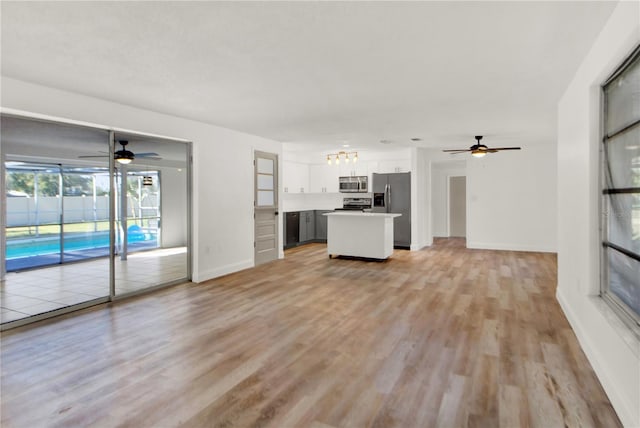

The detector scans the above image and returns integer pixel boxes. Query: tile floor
[1,247,187,324]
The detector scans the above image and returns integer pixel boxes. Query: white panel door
[255,151,279,265]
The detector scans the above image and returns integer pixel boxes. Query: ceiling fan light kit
[114,140,135,164]
[443,135,521,157]
[78,139,161,163]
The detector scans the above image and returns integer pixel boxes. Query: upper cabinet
[338,160,369,178]
[309,161,371,193]
[284,150,411,194]
[309,164,339,193]
[374,159,411,174]
[283,161,309,193]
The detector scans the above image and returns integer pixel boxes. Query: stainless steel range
[335,197,372,211]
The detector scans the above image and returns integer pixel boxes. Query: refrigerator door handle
[388,185,391,211]
[384,184,390,211]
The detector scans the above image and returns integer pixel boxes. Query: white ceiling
[1,1,617,153]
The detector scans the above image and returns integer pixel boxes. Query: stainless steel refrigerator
[372,172,411,248]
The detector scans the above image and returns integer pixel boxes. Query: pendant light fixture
[326,151,358,165]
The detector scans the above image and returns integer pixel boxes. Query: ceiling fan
[443,136,521,158]
[79,140,161,164]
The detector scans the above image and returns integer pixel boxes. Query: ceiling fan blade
[442,149,471,153]
[137,156,162,161]
[490,147,521,151]
[135,152,160,157]
[78,155,109,158]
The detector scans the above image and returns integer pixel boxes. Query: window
[601,45,640,328]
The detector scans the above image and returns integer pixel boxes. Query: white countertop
[324,212,401,218]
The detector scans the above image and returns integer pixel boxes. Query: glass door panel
[5,165,62,271]
[126,171,160,252]
[1,115,111,325]
[113,133,189,296]
[62,168,111,262]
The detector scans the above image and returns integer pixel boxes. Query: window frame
[600,44,640,332]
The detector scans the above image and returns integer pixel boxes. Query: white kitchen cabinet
[325,212,401,259]
[309,164,339,193]
[376,159,411,174]
[338,160,369,178]
[283,161,309,193]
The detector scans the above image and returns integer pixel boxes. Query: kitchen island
[324,212,402,260]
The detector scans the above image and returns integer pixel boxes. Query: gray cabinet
[284,209,332,249]
[315,210,331,241]
[299,211,315,243]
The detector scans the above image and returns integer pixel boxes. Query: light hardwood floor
[0,239,621,427]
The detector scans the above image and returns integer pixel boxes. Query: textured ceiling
[1,1,618,153]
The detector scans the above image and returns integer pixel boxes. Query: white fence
[6,196,155,226]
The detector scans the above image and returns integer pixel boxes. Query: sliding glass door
[1,115,191,327]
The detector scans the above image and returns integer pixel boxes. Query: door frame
[447,174,467,238]
[254,150,279,265]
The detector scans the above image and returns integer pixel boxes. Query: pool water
[6,231,157,259]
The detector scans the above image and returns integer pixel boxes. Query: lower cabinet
[299,211,315,243]
[284,209,331,248]
[315,210,331,240]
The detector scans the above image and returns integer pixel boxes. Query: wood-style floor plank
[0,238,621,427]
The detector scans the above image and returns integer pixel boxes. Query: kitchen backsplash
[282,192,344,212]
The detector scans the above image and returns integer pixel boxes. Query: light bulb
[353,153,358,163]
[327,156,332,165]
[335,155,340,165]
[471,150,486,158]
[345,154,350,163]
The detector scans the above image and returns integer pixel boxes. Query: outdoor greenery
[6,172,109,196]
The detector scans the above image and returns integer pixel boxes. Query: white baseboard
[194,259,254,283]
[466,241,556,253]
[556,289,637,427]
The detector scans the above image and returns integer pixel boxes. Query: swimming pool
[6,231,156,258]
[6,230,157,271]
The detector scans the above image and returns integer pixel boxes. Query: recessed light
[380,139,393,144]
[342,144,350,148]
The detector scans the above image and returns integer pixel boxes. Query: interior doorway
[449,176,466,237]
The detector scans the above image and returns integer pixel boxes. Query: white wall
[556,2,640,427]
[431,160,466,237]
[466,143,557,252]
[418,147,556,253]
[1,77,283,283]
[160,166,188,248]
[411,148,428,250]
[282,193,343,212]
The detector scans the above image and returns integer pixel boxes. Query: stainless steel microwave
[339,176,368,193]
